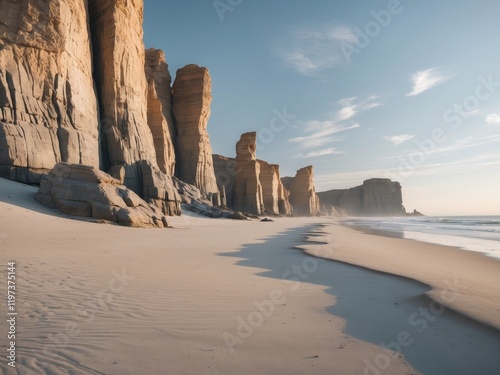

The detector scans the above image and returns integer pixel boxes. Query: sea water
[342,216,500,260]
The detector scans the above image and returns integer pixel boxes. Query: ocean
[342,216,500,260]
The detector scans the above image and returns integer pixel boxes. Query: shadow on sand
[221,223,500,375]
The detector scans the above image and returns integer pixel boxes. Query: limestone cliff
[89,0,157,192]
[317,178,405,216]
[258,160,292,216]
[172,64,219,202]
[0,0,100,183]
[288,166,320,216]
[145,48,176,176]
[233,132,264,215]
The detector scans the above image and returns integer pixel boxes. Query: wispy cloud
[295,148,344,159]
[382,134,500,161]
[406,67,454,97]
[336,97,380,121]
[289,122,359,148]
[383,134,415,145]
[486,112,500,125]
[278,25,358,76]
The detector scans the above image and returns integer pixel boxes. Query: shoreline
[298,219,500,331]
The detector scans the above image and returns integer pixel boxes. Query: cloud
[486,112,500,125]
[278,25,358,76]
[406,67,454,97]
[383,134,415,145]
[336,96,381,121]
[295,148,344,159]
[289,122,359,148]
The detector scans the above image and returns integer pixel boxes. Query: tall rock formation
[288,166,320,216]
[213,154,237,208]
[258,160,292,215]
[172,64,219,203]
[0,0,100,183]
[89,0,157,192]
[317,178,405,216]
[144,48,176,176]
[233,132,264,215]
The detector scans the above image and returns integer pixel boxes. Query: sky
[143,0,500,216]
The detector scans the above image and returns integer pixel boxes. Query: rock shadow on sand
[221,224,500,375]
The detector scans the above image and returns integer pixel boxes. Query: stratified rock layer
[233,132,263,215]
[172,64,218,200]
[288,166,320,216]
[213,154,237,208]
[35,163,171,228]
[89,0,157,192]
[145,48,176,176]
[258,160,292,215]
[0,0,100,183]
[317,178,405,216]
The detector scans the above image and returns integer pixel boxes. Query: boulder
[35,163,170,228]
[233,132,264,215]
[288,166,320,216]
[145,48,176,176]
[172,64,219,200]
[0,0,100,183]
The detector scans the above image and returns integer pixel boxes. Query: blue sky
[144,0,500,215]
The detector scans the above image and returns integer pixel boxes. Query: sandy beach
[1,177,500,375]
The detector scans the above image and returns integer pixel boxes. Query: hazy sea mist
[343,216,500,259]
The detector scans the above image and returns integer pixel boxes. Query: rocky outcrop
[145,48,176,176]
[0,0,100,183]
[139,161,181,216]
[288,166,320,216]
[317,178,405,216]
[258,160,292,215]
[35,163,171,228]
[89,0,157,192]
[233,132,264,215]
[213,154,237,208]
[172,64,218,202]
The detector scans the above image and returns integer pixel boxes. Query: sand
[1,177,499,375]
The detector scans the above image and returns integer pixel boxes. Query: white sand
[2,177,500,374]
[0,178,418,375]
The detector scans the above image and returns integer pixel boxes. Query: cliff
[0,0,100,183]
[317,178,405,216]
[0,0,223,217]
[145,48,176,176]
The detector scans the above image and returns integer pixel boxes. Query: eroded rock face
[35,163,171,228]
[89,0,157,192]
[258,160,291,215]
[145,48,176,176]
[233,132,264,215]
[288,166,320,216]
[317,178,405,216]
[172,64,218,199]
[139,160,181,216]
[213,154,237,208]
[0,0,100,183]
